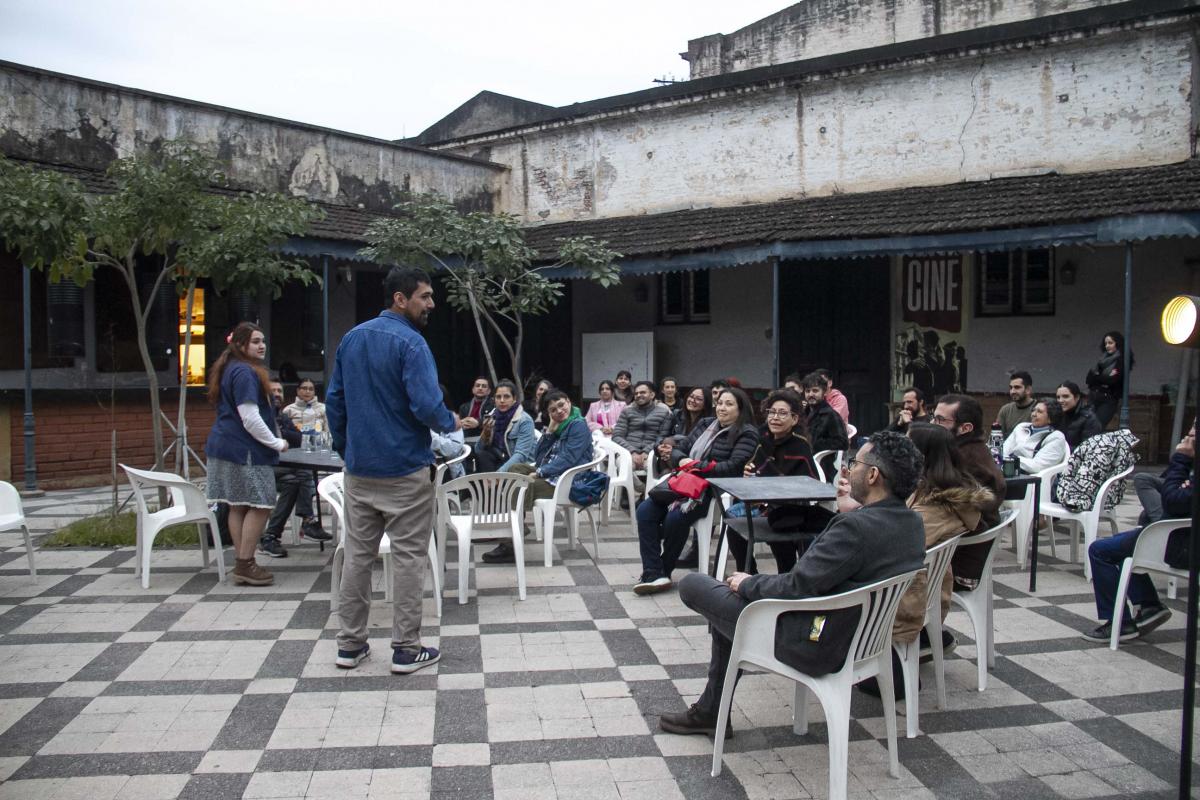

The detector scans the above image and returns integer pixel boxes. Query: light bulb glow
[1162,295,1200,346]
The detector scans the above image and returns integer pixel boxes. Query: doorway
[777,257,892,435]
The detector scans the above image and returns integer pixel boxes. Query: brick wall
[6,393,216,488]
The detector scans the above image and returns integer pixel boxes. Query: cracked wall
[0,64,505,215]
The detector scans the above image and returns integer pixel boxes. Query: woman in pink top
[586,380,627,435]
[817,368,851,425]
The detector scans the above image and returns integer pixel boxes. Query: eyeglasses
[765,409,794,419]
[844,455,888,477]
[932,414,954,426]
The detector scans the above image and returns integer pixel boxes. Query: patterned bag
[1053,429,1138,512]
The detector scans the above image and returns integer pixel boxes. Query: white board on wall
[581,332,654,397]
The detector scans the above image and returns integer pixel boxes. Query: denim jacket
[532,416,593,482]
[326,310,456,478]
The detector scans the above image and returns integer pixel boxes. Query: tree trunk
[175,280,196,477]
[466,287,499,386]
[119,258,167,474]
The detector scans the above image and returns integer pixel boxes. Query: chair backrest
[120,464,210,517]
[0,480,24,520]
[601,439,633,480]
[812,450,844,483]
[433,449,470,487]
[316,473,347,544]
[438,472,530,530]
[849,569,924,666]
[846,423,858,441]
[552,454,607,504]
[920,535,963,617]
[1131,518,1191,575]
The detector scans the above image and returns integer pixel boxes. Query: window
[975,249,1055,316]
[658,271,711,324]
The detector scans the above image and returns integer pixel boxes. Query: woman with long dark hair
[205,322,288,586]
[1056,380,1103,449]
[474,380,536,473]
[614,370,634,404]
[524,378,554,432]
[1086,330,1132,428]
[585,380,626,435]
[670,387,710,437]
[633,387,760,595]
[660,377,680,412]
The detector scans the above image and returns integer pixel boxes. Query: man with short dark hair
[327,265,461,675]
[815,368,850,425]
[612,380,673,471]
[801,372,849,479]
[934,394,1006,594]
[889,387,930,434]
[658,432,926,738]
[996,371,1035,439]
[458,376,493,432]
[709,378,730,407]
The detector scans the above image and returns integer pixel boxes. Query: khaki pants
[506,463,555,511]
[337,469,433,653]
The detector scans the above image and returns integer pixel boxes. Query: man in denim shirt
[326,266,460,675]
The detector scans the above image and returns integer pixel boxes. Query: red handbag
[666,460,715,500]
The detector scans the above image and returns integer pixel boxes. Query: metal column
[1120,243,1133,429]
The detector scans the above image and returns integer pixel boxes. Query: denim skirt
[206,457,276,509]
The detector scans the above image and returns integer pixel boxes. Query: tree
[0,144,320,473]
[360,193,621,390]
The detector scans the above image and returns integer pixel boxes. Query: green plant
[41,512,202,548]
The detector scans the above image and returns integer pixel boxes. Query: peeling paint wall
[0,64,505,214]
[445,24,1193,223]
[684,0,1127,79]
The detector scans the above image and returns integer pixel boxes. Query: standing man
[458,376,493,433]
[888,387,930,434]
[995,371,1035,439]
[612,380,674,472]
[326,266,460,674]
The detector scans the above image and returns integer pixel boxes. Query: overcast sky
[0,0,792,140]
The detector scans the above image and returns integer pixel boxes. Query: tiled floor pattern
[0,487,1193,799]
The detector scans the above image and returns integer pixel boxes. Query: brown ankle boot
[233,558,274,586]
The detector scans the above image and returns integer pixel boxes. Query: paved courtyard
[0,485,1192,799]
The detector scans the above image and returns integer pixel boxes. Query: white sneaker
[633,575,673,596]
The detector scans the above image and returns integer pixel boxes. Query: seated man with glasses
[658,431,926,739]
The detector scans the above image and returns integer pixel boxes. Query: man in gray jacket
[612,380,674,471]
[658,431,927,738]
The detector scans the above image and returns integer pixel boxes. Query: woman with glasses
[670,387,710,438]
[724,389,821,574]
[634,387,760,595]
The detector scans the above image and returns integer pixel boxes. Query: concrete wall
[571,262,775,393]
[449,23,1194,223]
[684,0,1127,79]
[969,240,1200,397]
[0,62,506,214]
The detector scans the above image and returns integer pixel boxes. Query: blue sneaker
[391,646,440,674]
[335,643,370,669]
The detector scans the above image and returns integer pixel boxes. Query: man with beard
[326,266,461,675]
[657,432,926,739]
[995,371,1035,440]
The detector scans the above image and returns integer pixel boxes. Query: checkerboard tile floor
[0,489,1192,799]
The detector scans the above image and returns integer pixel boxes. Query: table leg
[745,502,757,576]
[312,469,325,553]
[1028,481,1041,592]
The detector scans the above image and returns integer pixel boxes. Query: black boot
[482,541,516,564]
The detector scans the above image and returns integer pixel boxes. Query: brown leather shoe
[658,704,732,739]
[233,558,274,586]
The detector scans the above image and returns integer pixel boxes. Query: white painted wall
[571,262,775,393]
[685,0,1127,79]
[969,240,1200,396]
[450,24,1193,224]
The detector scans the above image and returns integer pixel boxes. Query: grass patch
[41,512,205,548]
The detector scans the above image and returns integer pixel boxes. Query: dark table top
[708,475,836,503]
[276,450,344,472]
[1004,474,1039,486]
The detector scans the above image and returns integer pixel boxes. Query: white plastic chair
[597,439,638,520]
[0,481,36,583]
[534,455,606,567]
[1039,464,1132,580]
[119,464,226,590]
[432,449,470,565]
[437,472,531,604]
[711,569,921,800]
[1110,518,1190,651]
[1002,447,1070,568]
[319,472,443,618]
[643,453,668,500]
[950,508,1018,691]
[813,449,846,483]
[893,536,962,738]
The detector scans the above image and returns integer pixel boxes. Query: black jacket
[1061,406,1103,450]
[274,405,302,448]
[739,496,926,675]
[1086,351,1125,401]
[805,401,849,453]
[669,418,760,479]
[751,429,817,479]
[458,397,494,422]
